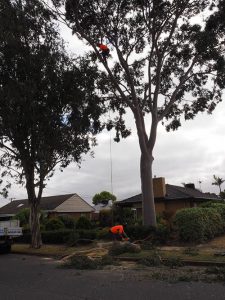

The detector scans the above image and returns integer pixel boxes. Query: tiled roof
[118,184,219,205]
[0,193,93,215]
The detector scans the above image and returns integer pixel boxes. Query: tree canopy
[92,191,116,205]
[0,0,105,247]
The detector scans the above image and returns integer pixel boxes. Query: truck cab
[0,220,22,254]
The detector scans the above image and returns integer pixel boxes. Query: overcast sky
[1,22,225,208]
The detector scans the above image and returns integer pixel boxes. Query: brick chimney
[153,177,166,198]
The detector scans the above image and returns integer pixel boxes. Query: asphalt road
[1,254,225,300]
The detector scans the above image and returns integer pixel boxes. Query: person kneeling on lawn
[110,224,129,241]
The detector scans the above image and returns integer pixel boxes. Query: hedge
[15,225,169,245]
[174,207,224,243]
[200,202,225,229]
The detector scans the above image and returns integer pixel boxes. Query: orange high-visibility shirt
[98,44,109,51]
[110,225,124,234]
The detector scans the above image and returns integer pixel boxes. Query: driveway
[1,254,225,300]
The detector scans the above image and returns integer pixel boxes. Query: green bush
[66,231,80,246]
[14,208,30,226]
[45,218,65,231]
[58,215,76,229]
[76,216,92,230]
[174,207,223,243]
[99,209,113,227]
[200,202,225,228]
[41,229,73,244]
[154,224,170,243]
[125,225,154,240]
[97,227,111,240]
[77,229,97,241]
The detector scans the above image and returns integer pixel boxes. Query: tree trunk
[140,152,156,227]
[29,199,42,248]
[24,164,42,249]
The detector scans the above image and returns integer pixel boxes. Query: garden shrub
[76,229,97,241]
[76,216,92,230]
[154,224,170,243]
[97,227,111,240]
[66,231,80,246]
[125,225,154,240]
[174,207,223,243]
[45,218,65,231]
[58,215,76,229]
[200,202,225,229]
[41,229,73,244]
[99,209,113,227]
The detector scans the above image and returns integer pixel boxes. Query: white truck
[0,220,23,253]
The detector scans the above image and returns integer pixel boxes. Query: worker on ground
[110,224,129,241]
[97,43,110,61]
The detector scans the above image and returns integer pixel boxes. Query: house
[0,193,94,221]
[117,177,219,219]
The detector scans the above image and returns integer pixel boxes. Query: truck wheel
[0,243,11,254]
[5,243,11,253]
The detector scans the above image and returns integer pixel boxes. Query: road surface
[1,254,225,300]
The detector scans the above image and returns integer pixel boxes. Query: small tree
[92,191,116,205]
[212,175,225,194]
[49,0,225,226]
[0,0,105,248]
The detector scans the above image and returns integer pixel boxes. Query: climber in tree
[97,43,110,61]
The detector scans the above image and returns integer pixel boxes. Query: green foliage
[155,223,171,243]
[63,0,225,228]
[92,191,116,205]
[41,229,73,244]
[66,231,80,246]
[139,253,162,267]
[58,215,76,229]
[76,216,92,230]
[97,227,111,240]
[205,267,225,281]
[45,218,65,231]
[163,256,184,269]
[99,209,113,227]
[200,202,225,228]
[66,255,98,269]
[76,229,97,241]
[108,242,141,256]
[64,254,119,270]
[112,206,135,225]
[174,207,223,242]
[14,208,30,227]
[0,0,105,247]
